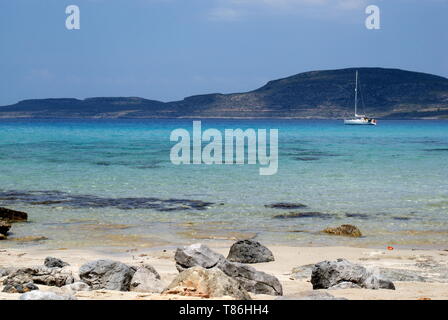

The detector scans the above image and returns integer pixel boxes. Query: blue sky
[0,0,447,105]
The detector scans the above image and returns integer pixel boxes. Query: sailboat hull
[344,119,377,125]
[343,71,377,126]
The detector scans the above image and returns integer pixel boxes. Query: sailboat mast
[354,70,358,117]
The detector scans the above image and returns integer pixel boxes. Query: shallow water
[0,119,447,250]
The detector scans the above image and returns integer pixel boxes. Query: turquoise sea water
[0,119,447,250]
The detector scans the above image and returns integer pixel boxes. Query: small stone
[44,257,69,268]
[379,279,396,290]
[227,240,274,264]
[322,224,362,237]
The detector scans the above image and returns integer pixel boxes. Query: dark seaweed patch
[345,213,369,220]
[273,212,332,219]
[424,148,448,152]
[0,190,214,212]
[95,161,111,166]
[294,157,320,161]
[265,202,308,210]
[392,216,411,221]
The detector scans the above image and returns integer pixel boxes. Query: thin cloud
[208,0,371,21]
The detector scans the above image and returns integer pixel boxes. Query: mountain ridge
[2,67,448,119]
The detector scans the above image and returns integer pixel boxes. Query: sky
[0,0,447,105]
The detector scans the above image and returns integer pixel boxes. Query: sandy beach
[1,243,448,300]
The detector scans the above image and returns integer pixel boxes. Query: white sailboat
[344,70,377,125]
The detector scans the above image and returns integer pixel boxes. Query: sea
[0,119,447,250]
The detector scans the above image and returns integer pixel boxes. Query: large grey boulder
[44,257,69,268]
[20,291,76,300]
[79,259,135,291]
[175,243,283,296]
[130,264,165,293]
[175,243,226,272]
[311,259,395,290]
[220,261,283,295]
[227,240,274,264]
[4,266,74,287]
[164,266,251,300]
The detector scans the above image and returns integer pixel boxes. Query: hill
[1,68,447,119]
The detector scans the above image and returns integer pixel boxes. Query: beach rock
[20,291,76,300]
[265,202,308,210]
[4,266,75,287]
[220,261,283,296]
[311,259,395,290]
[175,243,283,295]
[0,221,11,236]
[175,243,226,272]
[277,291,348,300]
[0,207,28,222]
[0,234,6,240]
[44,257,69,268]
[322,225,362,237]
[164,266,251,300]
[2,282,38,293]
[61,282,90,294]
[130,264,165,293]
[79,259,135,291]
[227,240,274,264]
